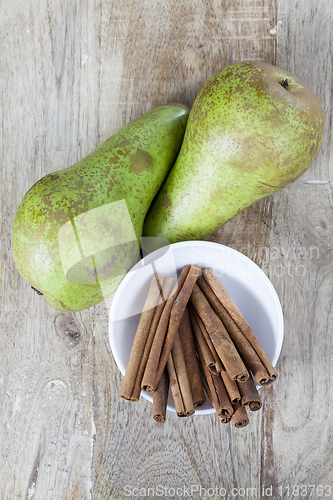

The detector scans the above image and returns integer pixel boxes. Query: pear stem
[280,78,289,90]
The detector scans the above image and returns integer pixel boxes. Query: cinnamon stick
[202,269,278,383]
[199,366,233,424]
[189,306,218,375]
[168,331,195,416]
[220,370,241,405]
[210,372,234,418]
[146,264,201,392]
[231,401,249,428]
[198,362,218,414]
[141,265,191,392]
[131,277,174,401]
[198,355,234,423]
[200,370,212,401]
[197,343,233,417]
[189,305,223,374]
[153,369,169,423]
[219,415,232,424]
[198,276,271,385]
[167,353,184,416]
[190,284,249,383]
[178,306,206,407]
[119,273,165,401]
[237,375,262,411]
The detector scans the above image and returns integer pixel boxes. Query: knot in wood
[64,320,81,341]
[55,313,83,345]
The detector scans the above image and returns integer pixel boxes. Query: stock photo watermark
[259,244,319,278]
[123,483,332,498]
[204,243,320,280]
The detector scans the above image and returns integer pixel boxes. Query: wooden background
[1,0,332,498]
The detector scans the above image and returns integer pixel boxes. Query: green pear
[12,104,189,312]
[143,61,325,244]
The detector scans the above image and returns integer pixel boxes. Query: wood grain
[1,0,332,498]
[266,0,333,491]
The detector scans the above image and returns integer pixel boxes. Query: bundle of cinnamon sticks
[119,265,278,427]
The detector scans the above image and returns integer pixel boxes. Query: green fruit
[12,104,189,312]
[143,61,325,243]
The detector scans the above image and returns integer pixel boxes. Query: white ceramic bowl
[109,241,284,415]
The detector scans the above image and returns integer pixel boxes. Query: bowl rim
[109,240,284,414]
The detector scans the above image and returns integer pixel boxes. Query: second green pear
[143,61,325,243]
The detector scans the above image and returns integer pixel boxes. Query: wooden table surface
[1,1,332,499]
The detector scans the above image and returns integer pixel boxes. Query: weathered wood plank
[0,0,101,498]
[266,0,333,492]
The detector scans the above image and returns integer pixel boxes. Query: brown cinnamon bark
[168,331,195,416]
[210,372,234,417]
[197,344,233,417]
[198,276,270,386]
[189,305,223,374]
[190,284,249,383]
[189,306,218,375]
[219,415,232,424]
[202,269,278,384]
[220,370,241,405]
[200,370,212,401]
[167,353,184,416]
[199,361,231,423]
[178,306,206,407]
[131,277,174,401]
[231,401,249,428]
[141,265,191,392]
[152,264,202,391]
[119,273,165,401]
[153,369,169,423]
[237,375,262,411]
